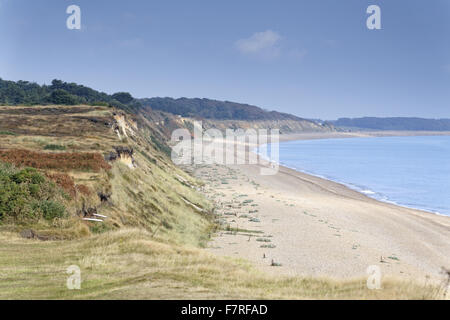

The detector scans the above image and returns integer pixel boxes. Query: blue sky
[0,0,449,119]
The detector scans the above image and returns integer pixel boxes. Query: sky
[0,0,449,120]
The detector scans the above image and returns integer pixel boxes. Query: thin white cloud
[444,64,450,73]
[235,30,307,62]
[235,30,281,59]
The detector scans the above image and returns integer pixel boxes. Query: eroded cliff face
[0,102,332,242]
[103,108,215,246]
[172,117,334,134]
[0,105,214,245]
[204,118,333,134]
[123,102,338,148]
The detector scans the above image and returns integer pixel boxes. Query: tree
[49,89,78,105]
[50,79,65,90]
[112,92,133,104]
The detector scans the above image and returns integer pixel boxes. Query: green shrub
[0,131,17,136]
[11,167,45,184]
[111,92,133,104]
[43,144,66,151]
[0,162,66,222]
[49,89,79,105]
[89,101,109,107]
[90,222,110,234]
[34,200,66,220]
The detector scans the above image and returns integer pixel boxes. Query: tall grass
[0,229,444,300]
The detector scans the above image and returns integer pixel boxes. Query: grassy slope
[0,105,445,299]
[0,105,213,245]
[0,229,442,300]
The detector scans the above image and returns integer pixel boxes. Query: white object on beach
[82,218,103,222]
[93,214,108,218]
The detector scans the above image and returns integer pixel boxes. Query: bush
[111,92,133,104]
[108,99,126,109]
[89,101,109,107]
[0,162,66,222]
[44,144,66,151]
[11,167,45,184]
[49,89,79,105]
[33,200,66,220]
[0,131,17,136]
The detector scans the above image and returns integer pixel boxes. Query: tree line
[0,78,139,112]
[0,78,307,121]
[140,97,303,121]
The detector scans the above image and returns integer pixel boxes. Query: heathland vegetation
[0,78,140,112]
[0,104,212,244]
[140,97,306,121]
[0,78,323,123]
[0,164,66,223]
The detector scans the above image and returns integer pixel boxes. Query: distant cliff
[332,117,450,131]
[0,78,334,133]
[140,97,305,121]
[139,97,334,133]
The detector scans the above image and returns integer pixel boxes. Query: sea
[258,135,450,216]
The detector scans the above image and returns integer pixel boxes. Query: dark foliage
[0,78,142,110]
[0,164,66,222]
[0,78,304,121]
[139,97,304,121]
[49,89,79,105]
[111,92,133,104]
[43,144,67,151]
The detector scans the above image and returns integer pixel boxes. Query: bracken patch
[0,149,111,172]
[45,172,77,198]
[77,184,92,196]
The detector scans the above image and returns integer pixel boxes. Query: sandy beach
[191,131,450,283]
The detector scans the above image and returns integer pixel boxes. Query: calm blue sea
[259,135,450,216]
